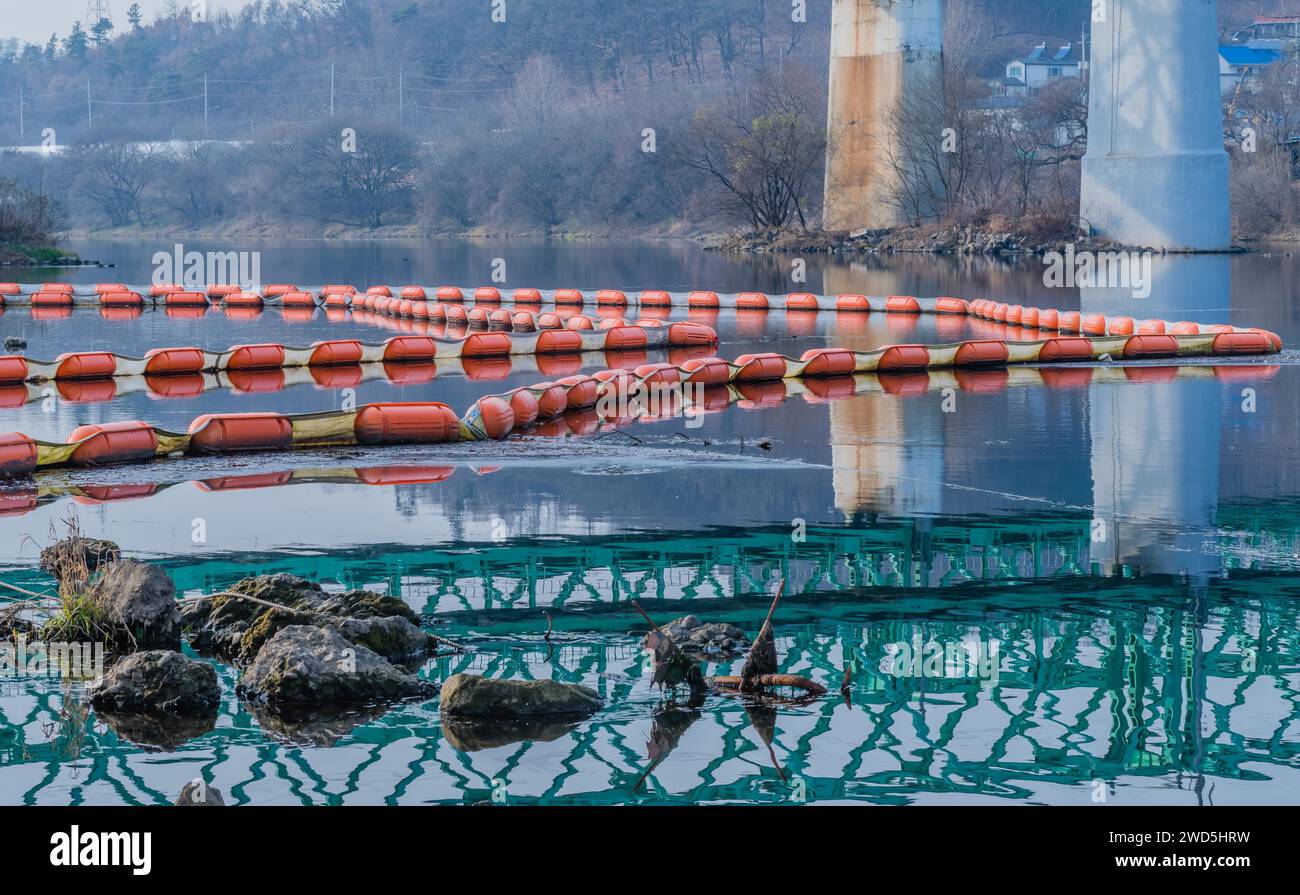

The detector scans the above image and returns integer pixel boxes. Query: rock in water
[439,673,602,718]
[237,625,431,705]
[175,780,225,806]
[645,615,750,656]
[327,615,439,663]
[4,336,26,352]
[39,537,121,588]
[86,560,182,650]
[90,650,220,714]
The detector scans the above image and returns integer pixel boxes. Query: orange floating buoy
[991,303,1009,322]
[536,330,583,354]
[800,348,857,377]
[0,357,29,384]
[1250,329,1284,352]
[514,288,543,303]
[593,368,637,397]
[603,326,649,350]
[1005,305,1024,324]
[886,296,921,313]
[165,291,208,306]
[323,292,351,307]
[1169,321,1200,335]
[1038,308,1060,330]
[835,294,870,312]
[188,413,293,453]
[640,290,672,306]
[445,304,469,325]
[264,285,298,297]
[354,402,459,444]
[207,284,240,298]
[1123,335,1179,358]
[0,433,39,476]
[32,291,73,306]
[67,421,158,466]
[367,285,394,297]
[0,283,22,295]
[226,292,264,307]
[383,336,437,362]
[144,347,206,376]
[41,283,74,294]
[680,357,732,386]
[436,286,463,302]
[1138,319,1167,334]
[936,297,968,315]
[512,311,537,330]
[509,389,540,428]
[475,396,516,439]
[322,285,357,296]
[393,286,422,300]
[150,283,182,297]
[556,375,599,409]
[1204,324,1235,334]
[953,340,1010,366]
[309,340,364,366]
[877,345,930,371]
[1107,316,1136,336]
[462,332,513,357]
[565,315,594,331]
[226,343,287,370]
[690,291,723,308]
[487,307,512,327]
[467,286,498,303]
[1038,337,1095,362]
[554,289,585,306]
[522,383,563,419]
[468,307,491,327]
[598,316,627,329]
[732,352,788,382]
[1057,311,1082,332]
[634,362,682,386]
[537,312,563,330]
[99,290,143,306]
[1212,331,1271,355]
[666,322,717,347]
[55,352,117,380]
[596,289,628,306]
[1081,314,1108,335]
[738,292,770,310]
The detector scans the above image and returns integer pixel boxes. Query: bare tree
[668,64,826,231]
[69,141,159,227]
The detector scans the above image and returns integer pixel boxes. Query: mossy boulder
[439,674,602,718]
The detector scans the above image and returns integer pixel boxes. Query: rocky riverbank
[709,223,1194,257]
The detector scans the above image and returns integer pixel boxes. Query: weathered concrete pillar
[1080,0,1230,250]
[823,0,944,232]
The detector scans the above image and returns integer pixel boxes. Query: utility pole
[399,68,404,126]
[18,86,23,143]
[204,75,209,139]
[330,62,335,118]
[87,79,93,129]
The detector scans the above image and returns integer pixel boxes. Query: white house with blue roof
[1220,45,1284,94]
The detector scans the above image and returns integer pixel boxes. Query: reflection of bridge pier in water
[1084,257,1229,581]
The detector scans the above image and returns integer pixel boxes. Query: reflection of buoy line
[0,336,1287,480]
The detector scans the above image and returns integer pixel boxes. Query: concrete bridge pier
[1079,0,1231,251]
[823,0,944,232]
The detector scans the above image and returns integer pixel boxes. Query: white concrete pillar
[823,0,944,232]
[1080,0,1231,250]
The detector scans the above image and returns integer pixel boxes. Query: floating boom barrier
[0,322,717,384]
[0,281,1285,348]
[0,337,1285,480]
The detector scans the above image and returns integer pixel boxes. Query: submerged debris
[645,614,750,657]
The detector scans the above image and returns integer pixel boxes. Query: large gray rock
[90,650,220,714]
[186,574,424,664]
[327,615,438,663]
[439,674,602,718]
[175,780,225,806]
[86,561,182,650]
[237,625,432,705]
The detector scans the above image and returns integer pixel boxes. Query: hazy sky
[2,0,250,46]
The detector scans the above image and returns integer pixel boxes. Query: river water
[0,238,1296,805]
